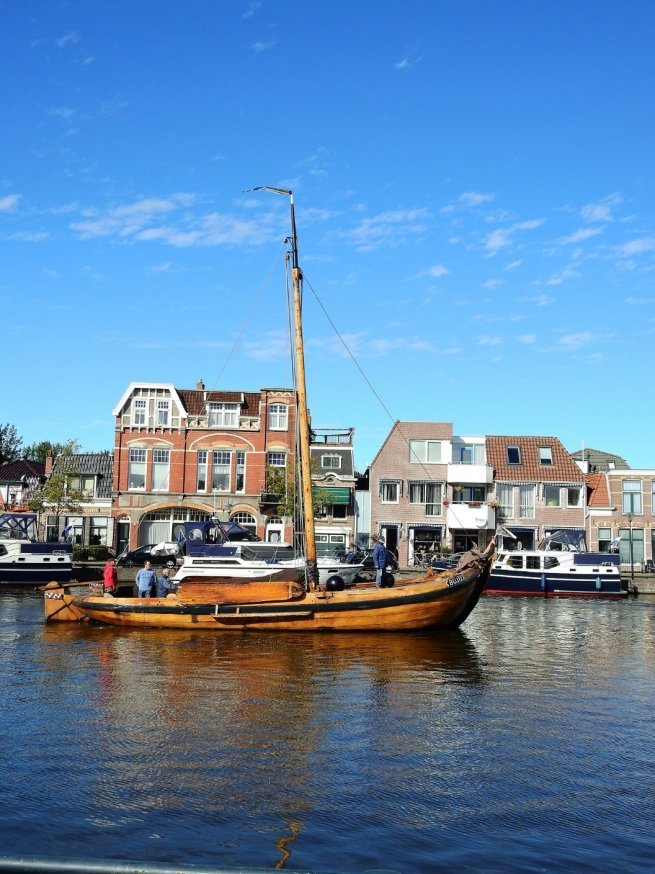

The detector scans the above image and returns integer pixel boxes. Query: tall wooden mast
[251,187,319,589]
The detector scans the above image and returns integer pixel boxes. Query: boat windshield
[0,512,37,541]
[538,529,587,552]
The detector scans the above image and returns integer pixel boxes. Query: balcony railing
[446,502,496,530]
[447,462,494,484]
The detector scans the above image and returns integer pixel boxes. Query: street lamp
[627,512,634,583]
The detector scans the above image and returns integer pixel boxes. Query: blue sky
[2,1,654,470]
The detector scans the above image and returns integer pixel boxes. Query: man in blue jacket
[372,536,387,588]
[136,560,158,598]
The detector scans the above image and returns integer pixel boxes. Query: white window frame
[212,450,231,492]
[152,449,170,492]
[156,400,170,427]
[409,440,441,463]
[268,403,288,431]
[623,480,642,515]
[507,446,521,465]
[208,402,240,428]
[132,398,147,426]
[567,487,582,508]
[321,455,341,469]
[380,481,400,503]
[128,448,147,491]
[497,484,513,518]
[267,452,287,468]
[544,485,561,508]
[236,451,246,493]
[197,451,207,492]
[519,484,535,518]
[539,447,553,465]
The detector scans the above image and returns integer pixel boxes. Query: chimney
[45,452,54,475]
[196,379,205,391]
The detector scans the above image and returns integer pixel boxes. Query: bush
[72,545,112,562]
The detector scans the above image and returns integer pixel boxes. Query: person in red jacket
[103,559,117,595]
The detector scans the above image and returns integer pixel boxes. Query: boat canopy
[0,512,38,541]
[538,529,587,552]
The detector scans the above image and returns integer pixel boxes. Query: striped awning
[314,487,350,504]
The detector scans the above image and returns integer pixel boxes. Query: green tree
[28,440,85,536]
[24,440,68,463]
[0,423,23,465]
[265,462,334,519]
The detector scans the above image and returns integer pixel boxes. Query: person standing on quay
[102,558,117,595]
[136,560,157,598]
[373,536,387,588]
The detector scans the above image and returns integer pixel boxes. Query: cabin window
[152,449,170,491]
[211,451,231,491]
[544,485,560,508]
[539,447,553,465]
[508,555,523,569]
[526,556,540,570]
[128,448,147,490]
[236,451,246,493]
[622,480,642,515]
[507,446,521,465]
[544,556,560,569]
[132,398,147,426]
[409,440,442,463]
[268,404,288,431]
[208,402,239,428]
[197,451,208,492]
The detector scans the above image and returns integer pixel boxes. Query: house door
[381,525,399,557]
[266,517,285,543]
[116,519,130,555]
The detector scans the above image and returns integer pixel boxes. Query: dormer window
[268,403,288,431]
[539,447,553,465]
[157,400,170,427]
[507,446,521,465]
[132,398,147,426]
[322,455,341,469]
[208,402,239,428]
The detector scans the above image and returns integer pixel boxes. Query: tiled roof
[0,459,45,483]
[177,389,262,416]
[569,447,630,471]
[486,435,583,482]
[51,452,114,499]
[587,472,611,508]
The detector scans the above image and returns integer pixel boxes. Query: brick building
[112,381,298,553]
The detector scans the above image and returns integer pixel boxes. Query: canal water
[1,591,654,873]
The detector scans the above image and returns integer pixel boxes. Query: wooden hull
[43,557,491,632]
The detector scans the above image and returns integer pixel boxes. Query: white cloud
[441,191,495,213]
[56,32,81,48]
[557,331,593,349]
[505,259,522,271]
[581,193,622,223]
[348,208,430,252]
[518,334,537,344]
[243,1,262,18]
[476,336,504,346]
[545,265,579,286]
[423,264,450,279]
[614,236,655,257]
[483,228,512,255]
[6,230,49,242]
[482,278,504,290]
[558,226,602,245]
[252,40,275,52]
[0,194,20,212]
[522,294,555,307]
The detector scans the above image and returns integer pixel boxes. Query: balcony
[447,462,494,484]
[446,502,496,530]
[259,492,282,509]
[185,415,262,430]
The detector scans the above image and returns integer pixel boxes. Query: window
[267,452,287,468]
[380,480,400,503]
[128,448,147,490]
[156,400,170,427]
[208,402,239,428]
[458,444,484,464]
[567,487,582,508]
[46,515,59,542]
[409,482,442,515]
[197,451,207,492]
[236,451,245,493]
[66,516,84,545]
[453,486,486,503]
[231,511,257,534]
[539,447,553,465]
[321,455,341,469]
[623,480,642,515]
[497,484,513,518]
[332,504,347,520]
[152,449,170,491]
[409,440,441,463]
[268,404,288,430]
[519,484,534,518]
[598,527,612,553]
[544,485,560,508]
[89,516,108,546]
[507,446,521,465]
[132,398,147,426]
[619,527,644,564]
[68,475,95,497]
[212,451,231,491]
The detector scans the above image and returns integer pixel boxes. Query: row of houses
[0,381,651,569]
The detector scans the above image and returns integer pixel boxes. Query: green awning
[313,487,351,504]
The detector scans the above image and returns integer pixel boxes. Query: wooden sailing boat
[44,189,494,631]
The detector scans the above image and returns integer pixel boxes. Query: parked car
[345,548,399,574]
[116,542,184,568]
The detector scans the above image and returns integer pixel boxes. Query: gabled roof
[587,472,612,508]
[178,389,262,416]
[51,452,114,500]
[486,435,583,482]
[0,459,45,484]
